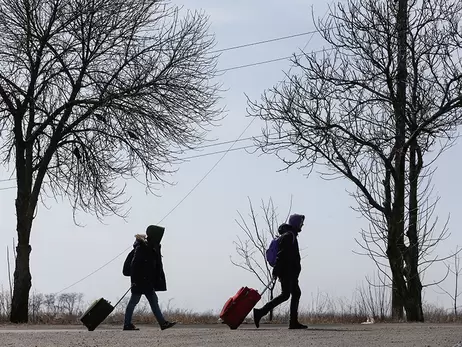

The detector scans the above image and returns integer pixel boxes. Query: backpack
[122,249,134,276]
[266,229,296,267]
[266,237,280,267]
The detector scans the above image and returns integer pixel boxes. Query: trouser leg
[124,293,141,326]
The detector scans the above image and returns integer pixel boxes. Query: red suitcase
[220,286,261,329]
[220,281,274,330]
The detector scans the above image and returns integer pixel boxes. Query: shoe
[253,308,263,328]
[123,323,139,331]
[160,321,177,331]
[289,322,308,329]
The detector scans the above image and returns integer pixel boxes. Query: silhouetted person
[123,225,176,331]
[253,214,307,329]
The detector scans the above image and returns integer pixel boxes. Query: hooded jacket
[272,214,304,279]
[130,226,167,294]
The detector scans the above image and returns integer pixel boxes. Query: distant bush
[0,287,459,325]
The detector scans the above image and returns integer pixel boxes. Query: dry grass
[0,287,460,326]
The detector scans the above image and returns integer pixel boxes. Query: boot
[123,323,140,331]
[289,320,307,329]
[253,308,264,328]
[160,321,177,331]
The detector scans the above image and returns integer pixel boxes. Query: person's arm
[272,233,291,277]
[130,246,144,284]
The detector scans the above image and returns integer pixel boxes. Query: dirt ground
[0,323,461,347]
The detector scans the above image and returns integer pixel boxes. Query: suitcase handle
[260,279,276,297]
[113,286,133,309]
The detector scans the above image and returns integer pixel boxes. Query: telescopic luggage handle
[260,278,277,297]
[113,285,133,309]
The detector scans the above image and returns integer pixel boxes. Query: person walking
[253,214,307,329]
[123,225,176,331]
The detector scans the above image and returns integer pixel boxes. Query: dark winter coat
[272,214,305,280]
[130,234,167,294]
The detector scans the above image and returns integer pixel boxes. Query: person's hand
[272,269,278,280]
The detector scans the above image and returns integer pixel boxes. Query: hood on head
[146,225,165,245]
[288,214,305,232]
[278,223,293,235]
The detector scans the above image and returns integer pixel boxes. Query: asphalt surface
[0,323,461,347]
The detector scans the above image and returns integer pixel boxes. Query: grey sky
[1,0,461,314]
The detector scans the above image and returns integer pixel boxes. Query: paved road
[0,323,461,347]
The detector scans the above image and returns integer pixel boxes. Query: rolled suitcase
[219,280,275,330]
[80,287,131,331]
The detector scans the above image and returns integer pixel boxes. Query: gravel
[0,323,461,347]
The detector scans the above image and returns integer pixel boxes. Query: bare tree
[248,0,462,322]
[231,197,292,321]
[0,0,221,323]
[355,177,455,317]
[356,271,391,322]
[436,246,462,319]
[29,291,44,323]
[58,292,83,316]
[44,293,57,316]
[6,245,13,300]
[0,286,11,319]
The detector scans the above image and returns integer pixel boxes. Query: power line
[1,50,338,186]
[0,146,260,189]
[136,28,324,54]
[56,247,131,295]
[0,178,14,183]
[211,30,321,54]
[0,50,334,186]
[55,117,257,294]
[217,46,334,73]
[0,145,258,191]
[191,134,263,150]
[181,145,255,162]
[157,118,256,224]
[0,186,15,191]
[7,28,337,293]
[0,137,264,185]
[216,3,338,74]
[0,48,336,185]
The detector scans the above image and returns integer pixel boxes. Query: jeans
[124,290,166,326]
[259,277,301,322]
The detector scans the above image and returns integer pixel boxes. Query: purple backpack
[266,231,295,267]
[266,238,280,267]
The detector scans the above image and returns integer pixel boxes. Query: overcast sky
[1,0,461,315]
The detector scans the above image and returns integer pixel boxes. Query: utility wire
[216,46,334,73]
[211,29,321,54]
[181,145,255,162]
[0,145,261,188]
[0,186,16,191]
[0,130,292,184]
[55,117,257,294]
[0,136,265,185]
[3,27,334,291]
[0,47,337,186]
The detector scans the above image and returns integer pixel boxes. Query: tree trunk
[10,191,34,323]
[10,243,32,323]
[391,279,404,320]
[404,136,424,322]
[389,0,409,322]
[404,279,423,322]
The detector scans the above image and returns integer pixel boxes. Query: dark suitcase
[80,287,131,331]
[80,298,114,331]
[220,286,262,330]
